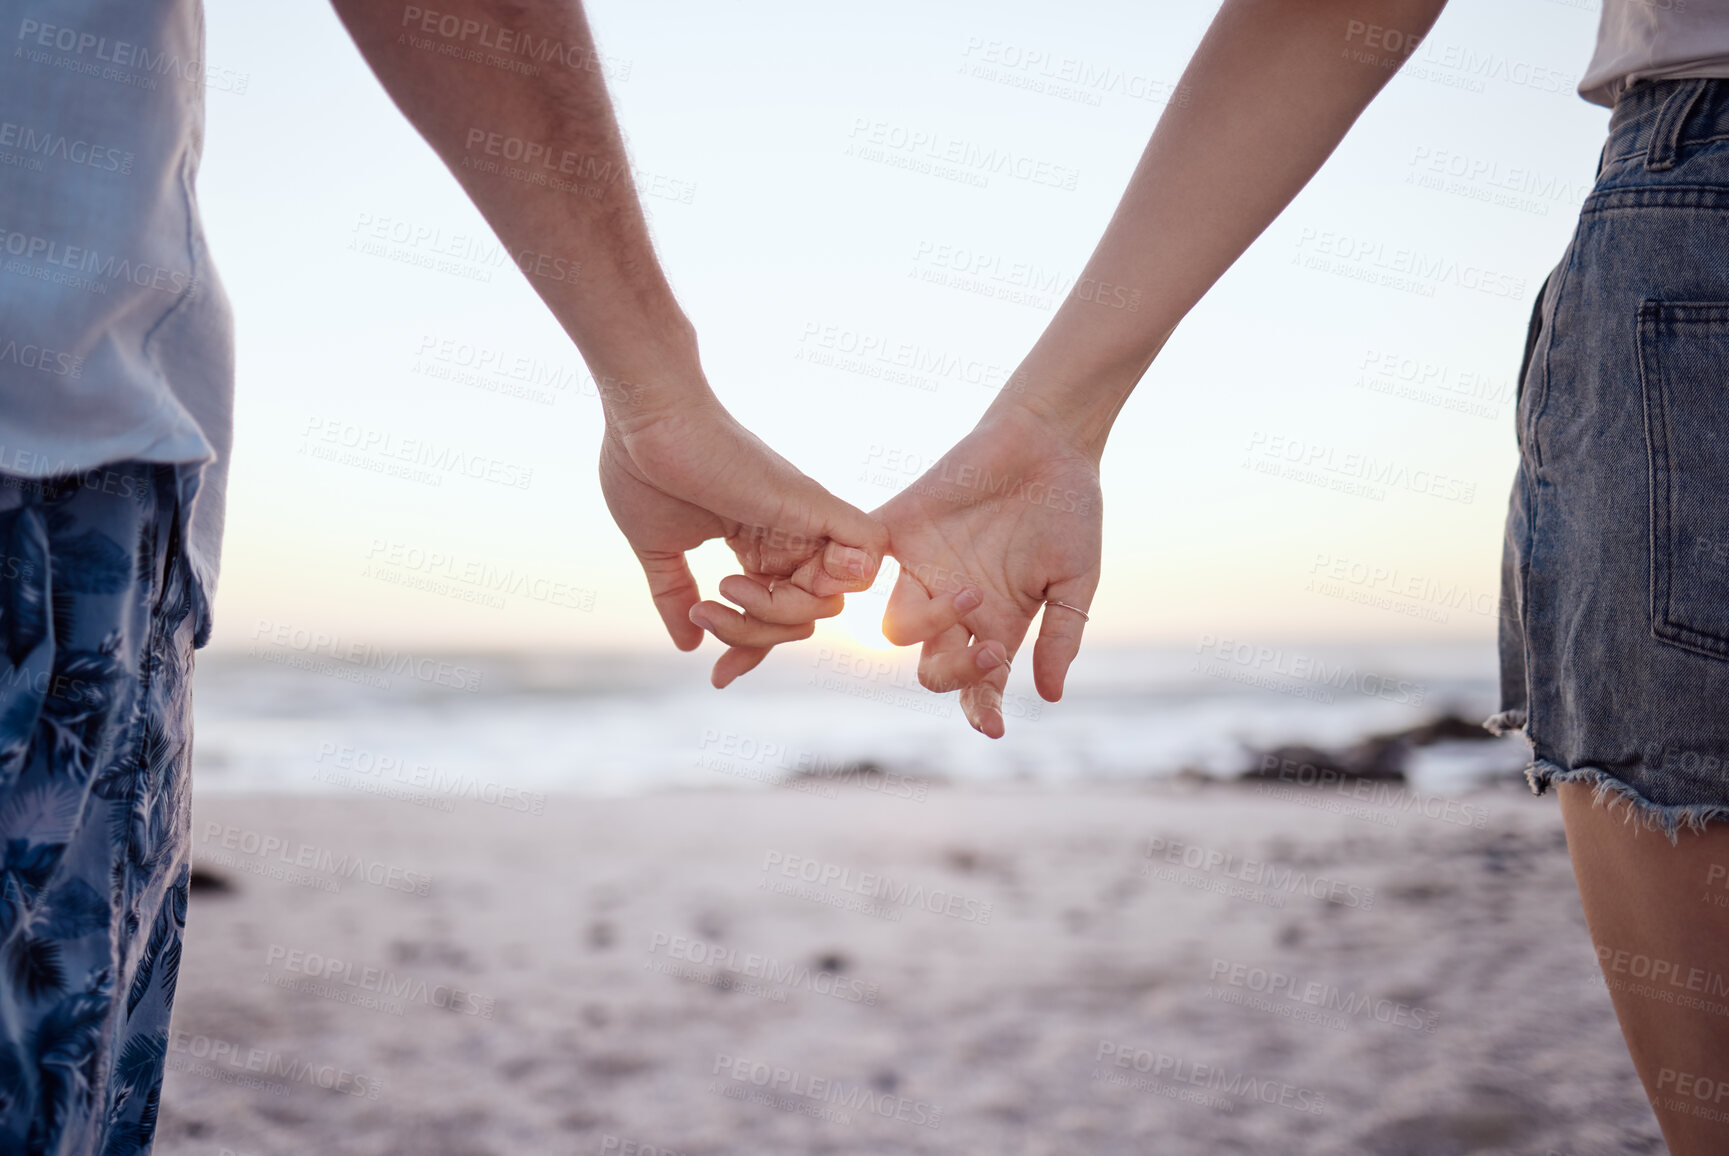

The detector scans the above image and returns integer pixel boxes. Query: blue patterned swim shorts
[0,462,197,1156]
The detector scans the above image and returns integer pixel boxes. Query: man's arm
[331,0,886,656]
[331,0,688,413]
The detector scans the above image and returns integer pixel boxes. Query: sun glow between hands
[817,557,899,652]
[826,589,896,651]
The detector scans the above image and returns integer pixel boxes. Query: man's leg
[0,465,196,1156]
[1560,782,1729,1154]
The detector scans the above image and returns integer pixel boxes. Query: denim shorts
[1494,77,1729,837]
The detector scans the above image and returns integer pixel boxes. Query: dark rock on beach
[1239,711,1497,785]
[1240,738,1410,785]
[1397,712,1500,745]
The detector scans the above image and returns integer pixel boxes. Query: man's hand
[600,390,887,673]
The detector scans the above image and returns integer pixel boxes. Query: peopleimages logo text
[1193,634,1426,706]
[0,120,132,174]
[760,851,993,923]
[1146,836,1375,909]
[711,1054,942,1129]
[0,228,196,295]
[250,619,484,692]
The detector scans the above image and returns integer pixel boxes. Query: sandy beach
[152,776,1663,1155]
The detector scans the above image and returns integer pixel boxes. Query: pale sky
[198,0,1609,657]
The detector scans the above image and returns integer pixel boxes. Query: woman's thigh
[1560,782,1729,1153]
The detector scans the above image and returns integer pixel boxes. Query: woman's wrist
[986,318,1166,465]
[986,365,1136,466]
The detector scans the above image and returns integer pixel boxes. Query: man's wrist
[594,367,714,434]
[579,320,714,435]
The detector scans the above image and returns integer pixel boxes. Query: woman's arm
[1001,0,1452,460]
[697,0,1455,727]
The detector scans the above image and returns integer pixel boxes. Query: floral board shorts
[0,462,197,1156]
[1496,77,1729,838]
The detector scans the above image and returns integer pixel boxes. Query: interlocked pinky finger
[716,574,843,625]
[917,632,1008,693]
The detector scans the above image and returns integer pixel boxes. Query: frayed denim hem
[1483,708,1527,737]
[1476,710,1729,839]
[1524,755,1729,843]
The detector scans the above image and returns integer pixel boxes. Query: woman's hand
[874,401,1103,737]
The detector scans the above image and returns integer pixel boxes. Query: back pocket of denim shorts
[1638,300,1729,659]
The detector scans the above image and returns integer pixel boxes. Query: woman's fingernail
[954,587,983,613]
[688,608,711,630]
[976,645,1003,671]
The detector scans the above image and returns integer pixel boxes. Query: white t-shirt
[1580,0,1729,107]
[1,0,231,642]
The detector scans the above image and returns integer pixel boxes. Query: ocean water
[190,639,1531,800]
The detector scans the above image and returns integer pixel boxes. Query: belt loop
[1647,78,1711,171]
